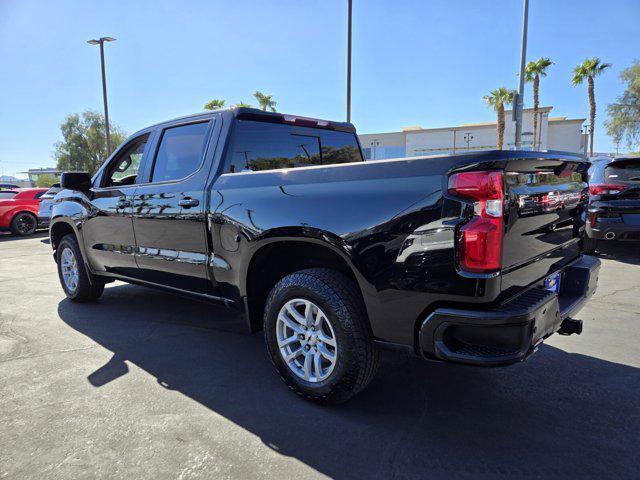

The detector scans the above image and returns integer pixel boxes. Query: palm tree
[484,87,515,150]
[525,57,553,151]
[233,101,252,108]
[204,99,225,110]
[572,57,612,156]
[253,91,277,112]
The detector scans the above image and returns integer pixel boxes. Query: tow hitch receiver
[558,318,583,336]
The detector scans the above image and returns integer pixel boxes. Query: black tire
[56,233,105,302]
[10,212,37,236]
[582,237,598,254]
[264,268,378,404]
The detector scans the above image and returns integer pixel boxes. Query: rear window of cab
[224,120,363,173]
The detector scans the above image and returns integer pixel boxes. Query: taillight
[589,184,627,195]
[448,171,504,273]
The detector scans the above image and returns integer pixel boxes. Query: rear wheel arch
[244,239,368,333]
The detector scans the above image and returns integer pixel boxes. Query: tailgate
[501,156,589,296]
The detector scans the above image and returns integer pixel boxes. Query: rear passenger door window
[150,122,210,183]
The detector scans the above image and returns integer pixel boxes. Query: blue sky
[1,0,638,178]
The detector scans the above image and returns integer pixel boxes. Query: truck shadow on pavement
[57,284,639,480]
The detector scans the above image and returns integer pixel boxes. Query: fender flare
[239,228,372,299]
[49,217,94,277]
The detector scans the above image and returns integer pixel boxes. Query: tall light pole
[87,37,116,155]
[346,0,352,123]
[514,0,529,149]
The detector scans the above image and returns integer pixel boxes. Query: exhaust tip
[604,232,616,240]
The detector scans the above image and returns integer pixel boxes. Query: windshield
[605,159,640,182]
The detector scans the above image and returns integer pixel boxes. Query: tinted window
[104,135,148,187]
[0,191,17,199]
[605,159,640,181]
[34,192,46,199]
[151,122,209,182]
[225,120,363,173]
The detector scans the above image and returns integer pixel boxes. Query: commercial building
[20,167,62,186]
[359,106,586,160]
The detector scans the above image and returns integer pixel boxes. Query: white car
[37,184,61,227]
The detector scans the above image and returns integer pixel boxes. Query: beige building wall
[359,107,585,159]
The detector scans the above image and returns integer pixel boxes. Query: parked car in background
[0,183,21,190]
[37,183,61,227]
[50,108,599,403]
[0,188,48,236]
[584,155,640,252]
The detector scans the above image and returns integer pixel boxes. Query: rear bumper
[418,255,600,366]
[586,222,640,241]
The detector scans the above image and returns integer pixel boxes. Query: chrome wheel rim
[61,247,79,293]
[276,298,338,383]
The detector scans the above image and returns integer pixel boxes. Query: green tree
[484,87,515,150]
[525,57,553,151]
[54,111,126,175]
[233,101,252,108]
[204,99,225,110]
[35,174,59,188]
[572,57,612,156]
[253,91,277,112]
[606,61,640,152]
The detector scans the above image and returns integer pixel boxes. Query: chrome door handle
[178,198,199,208]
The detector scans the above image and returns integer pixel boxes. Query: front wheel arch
[50,219,96,284]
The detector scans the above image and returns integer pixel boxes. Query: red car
[0,188,49,236]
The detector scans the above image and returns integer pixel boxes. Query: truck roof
[138,107,356,135]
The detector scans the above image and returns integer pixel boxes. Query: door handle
[178,197,199,208]
[117,200,132,209]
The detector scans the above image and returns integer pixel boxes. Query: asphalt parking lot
[0,232,638,480]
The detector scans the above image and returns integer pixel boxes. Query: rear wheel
[56,234,105,302]
[10,212,37,236]
[264,268,377,404]
[582,237,598,254]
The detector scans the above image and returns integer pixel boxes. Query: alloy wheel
[61,247,79,293]
[16,214,36,235]
[276,298,338,383]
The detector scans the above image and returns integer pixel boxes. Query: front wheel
[264,268,378,404]
[10,212,38,236]
[56,234,105,302]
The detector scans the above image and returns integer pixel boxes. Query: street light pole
[514,0,529,149]
[87,37,116,155]
[346,0,352,123]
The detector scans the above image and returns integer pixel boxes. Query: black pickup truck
[50,108,600,403]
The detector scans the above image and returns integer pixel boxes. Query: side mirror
[60,172,92,191]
